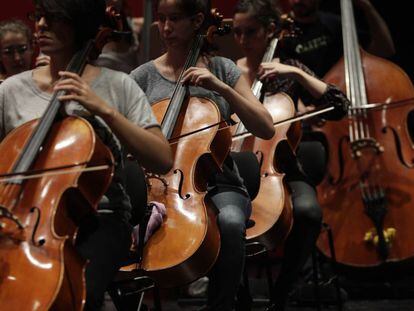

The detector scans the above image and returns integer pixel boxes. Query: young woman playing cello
[232,0,349,309]
[130,0,274,309]
[0,0,172,309]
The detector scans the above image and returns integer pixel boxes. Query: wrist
[99,106,118,124]
[215,80,231,95]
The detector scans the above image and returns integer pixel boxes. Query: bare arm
[259,61,328,99]
[181,67,274,139]
[55,71,173,174]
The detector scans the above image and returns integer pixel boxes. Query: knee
[217,207,247,240]
[293,200,322,227]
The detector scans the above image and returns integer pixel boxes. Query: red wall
[0,0,290,21]
[0,0,34,25]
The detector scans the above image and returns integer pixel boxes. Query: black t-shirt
[281,12,343,78]
[281,12,369,78]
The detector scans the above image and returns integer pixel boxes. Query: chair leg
[153,285,162,311]
[323,223,343,311]
[311,249,322,311]
[265,254,274,299]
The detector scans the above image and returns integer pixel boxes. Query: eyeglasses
[27,11,69,24]
[157,13,194,24]
[1,45,30,56]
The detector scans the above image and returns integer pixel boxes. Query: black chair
[108,159,162,311]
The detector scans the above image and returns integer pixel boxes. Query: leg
[271,180,322,310]
[207,190,251,311]
[76,213,132,311]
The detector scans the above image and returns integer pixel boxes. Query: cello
[137,10,232,288]
[232,17,300,252]
[0,7,126,310]
[314,0,414,270]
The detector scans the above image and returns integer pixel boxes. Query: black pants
[271,141,325,309]
[76,212,132,311]
[206,189,252,311]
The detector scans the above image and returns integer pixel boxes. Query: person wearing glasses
[0,20,34,83]
[0,0,172,309]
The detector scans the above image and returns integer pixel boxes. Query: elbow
[261,124,275,140]
[156,149,174,174]
[160,156,173,174]
[251,121,274,140]
[259,112,276,140]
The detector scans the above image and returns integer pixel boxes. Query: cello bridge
[351,138,384,158]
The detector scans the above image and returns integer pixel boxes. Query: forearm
[218,82,274,139]
[101,108,172,174]
[293,69,328,99]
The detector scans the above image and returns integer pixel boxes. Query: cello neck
[251,37,279,99]
[234,37,279,138]
[161,35,204,140]
[341,0,368,111]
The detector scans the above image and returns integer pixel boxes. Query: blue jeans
[206,189,252,311]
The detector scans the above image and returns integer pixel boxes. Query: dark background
[1,0,412,80]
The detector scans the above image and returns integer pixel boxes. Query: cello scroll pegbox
[278,13,301,39]
[206,9,230,43]
[90,4,131,60]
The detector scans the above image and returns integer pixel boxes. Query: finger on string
[54,85,83,95]
[55,78,83,89]
[259,72,273,80]
[58,71,83,82]
[58,94,81,102]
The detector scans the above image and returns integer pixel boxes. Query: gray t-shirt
[0,67,159,220]
[130,56,247,193]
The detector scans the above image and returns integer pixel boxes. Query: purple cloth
[132,201,166,248]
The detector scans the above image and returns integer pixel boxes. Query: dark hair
[155,0,220,55]
[234,0,281,29]
[155,0,212,33]
[34,0,106,49]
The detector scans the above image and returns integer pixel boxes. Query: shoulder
[130,61,156,80]
[98,67,140,88]
[0,70,33,92]
[209,56,238,69]
[209,56,241,83]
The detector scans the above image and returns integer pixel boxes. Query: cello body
[316,50,414,268]
[141,96,231,288]
[313,0,414,267]
[0,117,113,310]
[237,93,295,252]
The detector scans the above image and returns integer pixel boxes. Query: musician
[0,0,172,309]
[130,0,274,309]
[282,0,395,77]
[0,20,34,83]
[233,0,350,310]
